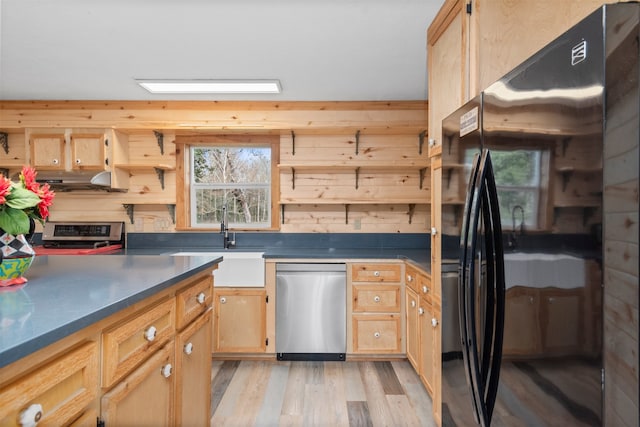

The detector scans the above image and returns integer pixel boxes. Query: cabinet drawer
[353,284,401,312]
[405,265,420,293]
[176,276,212,330]
[102,297,176,388]
[0,341,98,426]
[352,314,401,353]
[351,263,402,283]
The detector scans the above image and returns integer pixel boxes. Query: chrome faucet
[220,206,236,249]
[508,205,525,249]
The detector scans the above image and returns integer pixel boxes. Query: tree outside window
[191,146,271,228]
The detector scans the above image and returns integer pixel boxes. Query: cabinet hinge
[266,295,269,303]
[466,1,472,14]
[97,417,105,427]
[266,338,269,346]
[601,368,605,390]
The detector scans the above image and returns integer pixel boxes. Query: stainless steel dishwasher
[276,263,346,361]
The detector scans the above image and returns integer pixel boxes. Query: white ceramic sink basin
[171,251,265,287]
[503,252,586,289]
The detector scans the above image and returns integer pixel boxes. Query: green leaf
[0,207,31,236]
[5,186,40,209]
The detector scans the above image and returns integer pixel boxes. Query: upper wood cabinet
[29,130,109,172]
[427,0,604,147]
[29,133,66,170]
[70,133,106,170]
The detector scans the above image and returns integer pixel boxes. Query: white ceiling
[0,0,444,102]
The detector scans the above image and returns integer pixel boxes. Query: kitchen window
[174,135,280,230]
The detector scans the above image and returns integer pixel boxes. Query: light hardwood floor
[210,359,436,427]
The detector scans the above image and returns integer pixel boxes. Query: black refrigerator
[440,3,639,426]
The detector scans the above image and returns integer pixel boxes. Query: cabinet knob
[431,318,438,328]
[19,403,43,427]
[75,158,82,164]
[373,271,380,277]
[196,292,206,304]
[407,274,413,282]
[548,297,555,303]
[428,138,436,147]
[52,159,59,165]
[529,297,534,304]
[161,363,173,378]
[220,297,227,304]
[373,332,381,339]
[411,300,416,308]
[431,227,438,236]
[184,342,194,355]
[373,295,381,303]
[144,325,157,342]
[419,307,425,315]
[422,285,429,294]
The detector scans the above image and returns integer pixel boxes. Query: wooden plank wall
[0,101,428,234]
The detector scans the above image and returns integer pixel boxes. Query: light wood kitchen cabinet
[175,276,212,330]
[503,287,540,356]
[213,288,267,353]
[70,133,106,170]
[352,314,401,353]
[29,133,66,170]
[350,261,404,354]
[405,286,420,370]
[176,309,212,427]
[101,297,176,388]
[101,341,175,426]
[0,341,98,426]
[419,297,437,396]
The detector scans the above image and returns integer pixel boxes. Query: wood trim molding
[427,0,464,45]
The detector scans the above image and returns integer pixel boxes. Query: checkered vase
[0,231,36,258]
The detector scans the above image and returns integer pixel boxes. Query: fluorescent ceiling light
[136,79,281,94]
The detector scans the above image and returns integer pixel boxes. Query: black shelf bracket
[418,130,426,154]
[0,168,9,178]
[281,205,286,224]
[123,204,135,224]
[291,131,296,156]
[345,204,350,224]
[419,168,427,189]
[355,130,361,155]
[561,137,571,157]
[154,167,166,190]
[408,203,416,224]
[291,167,296,190]
[446,168,454,189]
[153,130,164,155]
[583,206,596,226]
[167,204,176,224]
[0,132,8,154]
[560,170,573,192]
[355,167,360,189]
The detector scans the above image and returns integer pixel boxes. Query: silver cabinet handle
[144,325,157,342]
[196,292,206,304]
[220,297,226,304]
[161,363,173,378]
[184,342,194,355]
[19,403,43,427]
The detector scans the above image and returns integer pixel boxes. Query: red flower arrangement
[0,166,55,236]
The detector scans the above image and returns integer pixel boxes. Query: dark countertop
[0,254,221,369]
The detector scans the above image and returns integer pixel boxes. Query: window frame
[174,134,280,231]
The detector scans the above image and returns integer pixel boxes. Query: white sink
[171,251,265,287]
[503,252,586,289]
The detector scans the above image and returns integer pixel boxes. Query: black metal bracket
[167,204,176,224]
[0,132,8,154]
[345,204,350,224]
[153,130,164,155]
[446,168,454,189]
[418,130,426,154]
[154,167,166,190]
[355,130,361,155]
[419,168,427,189]
[0,168,9,177]
[561,137,571,157]
[408,203,416,224]
[291,168,296,190]
[355,167,360,189]
[560,170,573,192]
[291,131,296,156]
[281,204,286,224]
[123,204,135,224]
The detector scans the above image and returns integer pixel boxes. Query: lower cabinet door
[352,314,401,353]
[101,342,175,426]
[176,309,212,427]
[213,289,266,353]
[419,301,434,396]
[405,287,420,370]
